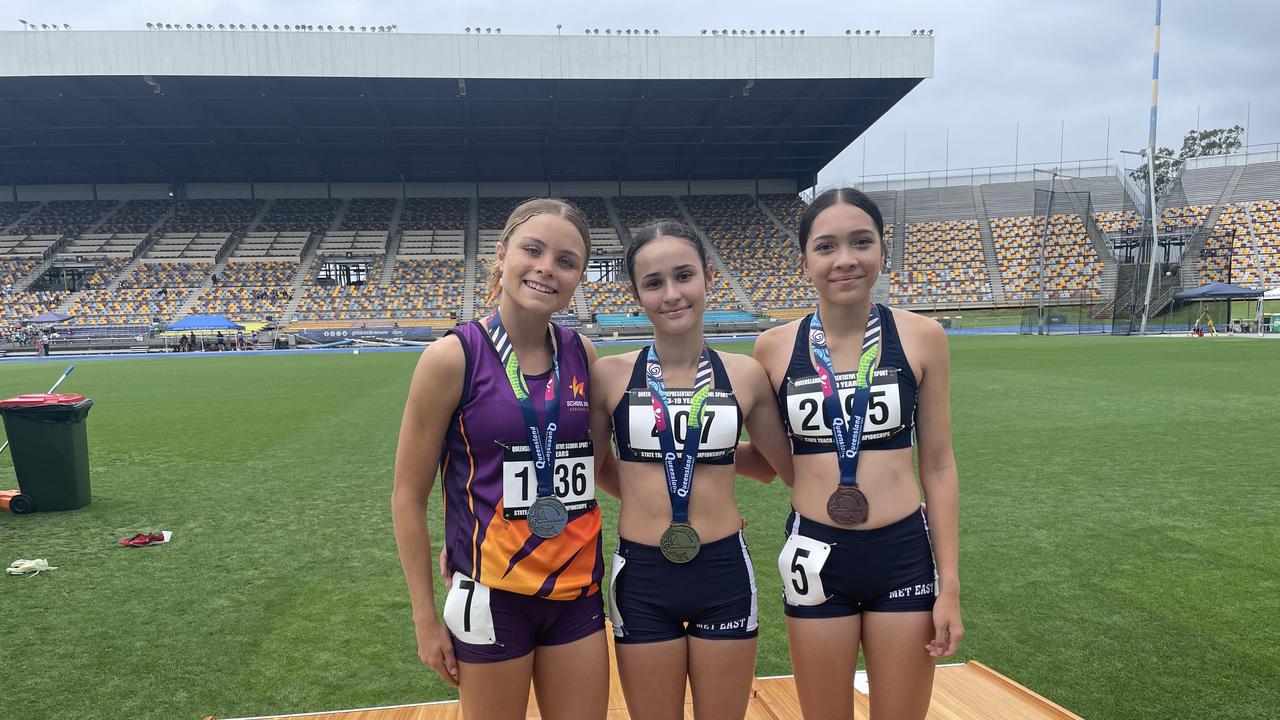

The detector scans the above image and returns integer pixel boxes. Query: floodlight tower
[1123,145,1162,333]
[1032,169,1059,336]
[1138,0,1163,334]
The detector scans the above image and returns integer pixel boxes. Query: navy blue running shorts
[779,506,937,618]
[609,531,758,644]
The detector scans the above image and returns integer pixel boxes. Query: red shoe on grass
[117,532,171,547]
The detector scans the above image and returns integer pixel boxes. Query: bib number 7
[442,571,496,645]
[777,533,832,607]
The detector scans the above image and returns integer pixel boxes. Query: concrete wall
[0,31,933,81]
[8,178,798,201]
[404,183,475,198]
[330,182,402,198]
[186,183,254,199]
[96,184,171,200]
[16,184,94,201]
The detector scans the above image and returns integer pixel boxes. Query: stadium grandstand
[3,29,1279,350]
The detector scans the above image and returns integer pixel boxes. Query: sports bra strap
[629,345,732,391]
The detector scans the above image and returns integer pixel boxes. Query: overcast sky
[8,0,1277,185]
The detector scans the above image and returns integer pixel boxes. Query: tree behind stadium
[1131,125,1245,200]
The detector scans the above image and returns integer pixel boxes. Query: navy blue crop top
[776,305,918,454]
[611,347,742,465]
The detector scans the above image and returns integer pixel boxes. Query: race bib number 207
[624,389,739,461]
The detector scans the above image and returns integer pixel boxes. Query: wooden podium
[216,631,1081,720]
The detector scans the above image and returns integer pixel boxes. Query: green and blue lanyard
[644,345,713,526]
[486,312,560,504]
[808,306,882,489]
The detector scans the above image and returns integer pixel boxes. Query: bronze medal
[659,522,701,563]
[827,485,869,526]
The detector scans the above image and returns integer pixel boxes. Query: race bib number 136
[501,440,595,519]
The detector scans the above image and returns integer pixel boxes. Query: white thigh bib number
[784,368,903,444]
[607,554,626,635]
[501,440,595,520]
[778,533,832,607]
[442,572,496,645]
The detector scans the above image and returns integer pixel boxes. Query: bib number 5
[778,533,831,607]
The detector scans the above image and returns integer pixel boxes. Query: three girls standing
[394,189,962,720]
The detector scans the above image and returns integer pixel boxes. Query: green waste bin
[0,393,93,512]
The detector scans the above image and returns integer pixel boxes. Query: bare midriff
[616,460,745,545]
[790,446,921,530]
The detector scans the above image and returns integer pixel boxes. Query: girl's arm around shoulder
[751,321,795,387]
[901,311,954,480]
[588,350,630,498]
[726,347,794,486]
[579,333,599,364]
[888,308,945,382]
[732,325,791,484]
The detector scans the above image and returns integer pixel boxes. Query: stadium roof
[0,31,932,187]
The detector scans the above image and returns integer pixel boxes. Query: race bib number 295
[784,368,903,443]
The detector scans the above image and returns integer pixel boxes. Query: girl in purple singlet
[393,198,609,719]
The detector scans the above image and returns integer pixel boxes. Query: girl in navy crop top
[588,219,793,720]
[744,188,963,720]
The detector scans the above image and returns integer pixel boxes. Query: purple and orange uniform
[438,320,604,661]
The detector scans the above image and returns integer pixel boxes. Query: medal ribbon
[645,345,712,524]
[809,305,881,488]
[485,313,560,502]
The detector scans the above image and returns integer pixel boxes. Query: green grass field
[2,336,1278,720]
